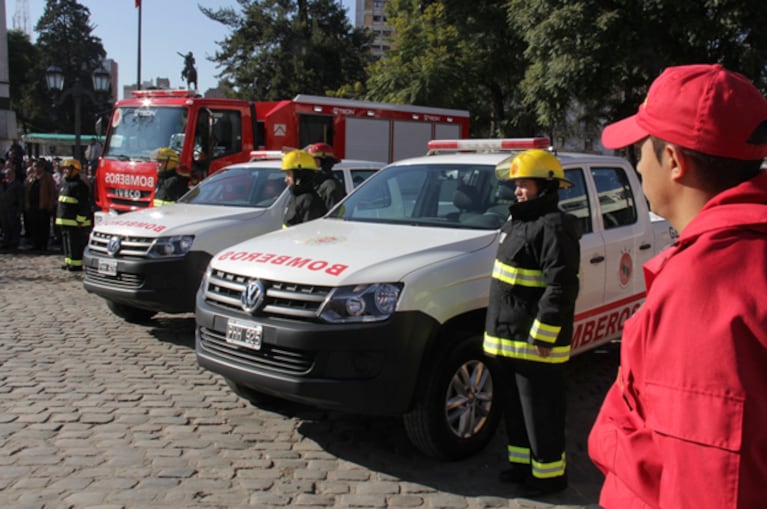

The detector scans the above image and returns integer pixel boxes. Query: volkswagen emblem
[106,236,122,256]
[241,279,265,313]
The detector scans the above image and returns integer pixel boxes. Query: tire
[106,300,157,323]
[403,334,500,460]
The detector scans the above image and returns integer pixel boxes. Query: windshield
[178,165,286,207]
[103,106,188,161]
[328,163,508,230]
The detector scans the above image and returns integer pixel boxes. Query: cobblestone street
[0,251,615,509]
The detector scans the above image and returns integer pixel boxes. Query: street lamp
[46,64,111,163]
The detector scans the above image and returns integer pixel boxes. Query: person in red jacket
[588,64,767,509]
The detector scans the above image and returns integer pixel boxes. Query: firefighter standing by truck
[306,142,346,210]
[56,159,92,272]
[153,148,189,206]
[281,149,327,227]
[483,149,581,497]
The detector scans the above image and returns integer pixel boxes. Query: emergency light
[249,150,284,161]
[131,89,200,99]
[426,137,551,154]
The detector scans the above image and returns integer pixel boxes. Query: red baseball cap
[602,64,767,160]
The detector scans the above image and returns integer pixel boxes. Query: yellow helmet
[62,159,82,175]
[281,149,319,171]
[155,147,179,171]
[495,149,573,188]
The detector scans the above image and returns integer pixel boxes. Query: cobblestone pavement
[0,251,617,509]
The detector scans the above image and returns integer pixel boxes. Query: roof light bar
[131,89,199,98]
[249,150,284,161]
[427,137,551,153]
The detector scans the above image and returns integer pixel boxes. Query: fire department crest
[618,249,633,288]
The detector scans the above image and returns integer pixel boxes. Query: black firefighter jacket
[56,176,92,229]
[484,191,581,364]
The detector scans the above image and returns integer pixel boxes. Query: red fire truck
[94,90,470,213]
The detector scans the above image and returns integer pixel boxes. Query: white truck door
[592,165,653,304]
[561,167,606,314]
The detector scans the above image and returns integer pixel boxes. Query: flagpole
[136,1,142,90]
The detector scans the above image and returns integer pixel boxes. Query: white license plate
[225,318,263,350]
[97,259,117,276]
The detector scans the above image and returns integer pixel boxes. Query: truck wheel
[106,301,157,323]
[403,335,500,460]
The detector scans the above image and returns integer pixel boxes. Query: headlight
[148,235,194,257]
[319,283,402,323]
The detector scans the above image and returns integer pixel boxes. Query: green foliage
[366,0,537,137]
[200,0,373,100]
[7,30,47,133]
[507,0,767,149]
[34,0,109,135]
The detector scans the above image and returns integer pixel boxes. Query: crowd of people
[0,141,97,262]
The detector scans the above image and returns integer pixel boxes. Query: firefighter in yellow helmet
[153,147,189,206]
[483,149,581,496]
[281,149,327,227]
[305,142,346,210]
[55,159,92,272]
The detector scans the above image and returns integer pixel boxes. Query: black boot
[498,464,530,484]
[517,473,568,497]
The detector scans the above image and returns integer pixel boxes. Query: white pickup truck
[194,138,677,460]
[83,155,383,323]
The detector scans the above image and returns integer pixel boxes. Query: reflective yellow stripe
[492,260,545,288]
[532,453,566,479]
[153,199,174,206]
[483,334,570,363]
[56,218,78,227]
[76,215,91,227]
[529,319,561,344]
[64,258,83,267]
[59,195,79,204]
[507,445,530,465]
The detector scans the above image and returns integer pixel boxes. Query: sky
[9,0,357,99]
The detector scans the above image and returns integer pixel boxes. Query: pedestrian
[483,149,581,497]
[84,137,103,174]
[281,149,327,227]
[6,138,24,169]
[25,159,57,251]
[0,167,25,250]
[588,64,767,509]
[152,147,189,206]
[306,142,346,210]
[55,159,92,272]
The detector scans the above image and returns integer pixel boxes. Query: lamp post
[45,64,111,163]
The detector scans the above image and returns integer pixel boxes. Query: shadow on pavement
[232,344,619,506]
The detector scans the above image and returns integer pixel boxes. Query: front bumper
[195,292,440,415]
[83,249,211,314]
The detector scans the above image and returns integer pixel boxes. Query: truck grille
[203,268,332,321]
[88,231,155,258]
[83,268,144,288]
[198,326,314,374]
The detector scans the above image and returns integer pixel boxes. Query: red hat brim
[601,113,649,150]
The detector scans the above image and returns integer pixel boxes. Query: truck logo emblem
[107,236,122,256]
[241,280,265,313]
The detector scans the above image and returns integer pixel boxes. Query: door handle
[639,243,652,250]
[590,255,605,264]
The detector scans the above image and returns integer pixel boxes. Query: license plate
[225,318,263,350]
[97,259,117,276]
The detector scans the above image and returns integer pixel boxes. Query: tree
[34,0,108,135]
[7,30,47,133]
[366,0,538,137]
[506,0,767,151]
[200,0,373,100]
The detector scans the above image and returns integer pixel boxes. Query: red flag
[135,0,141,7]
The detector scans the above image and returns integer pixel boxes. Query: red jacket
[588,171,767,509]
